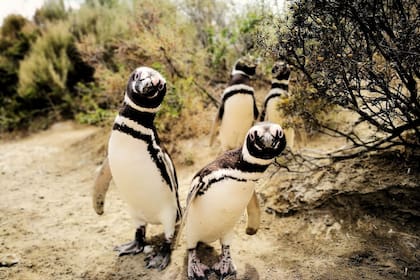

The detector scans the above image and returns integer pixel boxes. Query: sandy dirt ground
[0,121,419,280]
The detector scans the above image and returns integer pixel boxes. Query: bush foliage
[0,0,269,133]
[244,0,419,155]
[275,0,420,155]
[1,0,417,155]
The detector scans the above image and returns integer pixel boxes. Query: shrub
[0,15,39,132]
[275,0,420,156]
[34,0,68,25]
[15,21,94,129]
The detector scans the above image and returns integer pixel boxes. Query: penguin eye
[134,72,140,81]
[249,132,255,142]
[157,82,165,91]
[276,129,284,139]
[253,131,264,150]
[250,130,259,142]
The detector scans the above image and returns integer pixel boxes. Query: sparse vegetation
[18,21,94,120]
[0,0,418,156]
[0,15,38,131]
[272,0,420,157]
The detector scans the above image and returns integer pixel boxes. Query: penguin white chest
[265,97,285,124]
[107,130,174,224]
[219,95,255,150]
[186,179,255,246]
[265,97,295,149]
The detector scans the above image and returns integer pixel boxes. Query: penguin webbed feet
[212,262,237,280]
[114,225,146,256]
[212,245,237,280]
[114,239,145,256]
[144,241,172,271]
[188,249,211,280]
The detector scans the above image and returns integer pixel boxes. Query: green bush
[74,83,115,125]
[11,21,94,130]
[34,0,68,25]
[2,0,304,137]
[0,15,39,132]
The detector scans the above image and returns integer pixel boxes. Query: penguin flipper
[160,150,182,221]
[209,102,224,147]
[174,178,204,248]
[92,157,112,215]
[259,106,267,122]
[209,115,221,147]
[253,97,259,120]
[245,190,260,235]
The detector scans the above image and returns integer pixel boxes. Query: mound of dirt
[259,151,420,280]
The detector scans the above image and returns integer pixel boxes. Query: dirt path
[1,122,419,280]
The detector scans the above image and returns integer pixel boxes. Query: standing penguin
[209,56,259,151]
[92,66,182,270]
[260,60,298,150]
[185,122,286,280]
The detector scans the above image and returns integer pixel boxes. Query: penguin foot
[212,245,237,280]
[114,240,144,256]
[212,260,237,280]
[114,226,146,256]
[144,241,171,271]
[188,249,210,280]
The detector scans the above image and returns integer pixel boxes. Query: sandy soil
[0,121,419,280]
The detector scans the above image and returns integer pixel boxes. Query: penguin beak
[133,77,165,98]
[261,134,274,148]
[142,80,163,97]
[257,130,285,158]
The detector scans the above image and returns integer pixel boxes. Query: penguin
[260,60,299,151]
[209,56,259,151]
[92,66,182,270]
[185,122,286,280]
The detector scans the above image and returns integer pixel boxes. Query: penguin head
[242,122,286,165]
[232,55,258,77]
[271,60,290,80]
[126,67,167,107]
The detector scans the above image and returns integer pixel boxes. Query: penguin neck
[229,73,251,86]
[120,93,160,127]
[238,149,271,174]
[119,103,157,128]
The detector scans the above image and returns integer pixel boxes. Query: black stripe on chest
[264,92,282,106]
[112,122,174,192]
[222,86,254,103]
[119,103,155,128]
[218,84,258,120]
[196,175,249,196]
[271,83,288,91]
[194,150,269,197]
[262,83,289,115]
